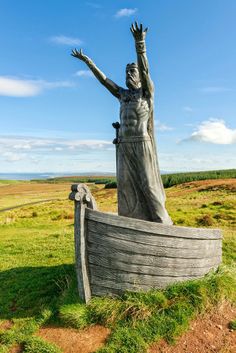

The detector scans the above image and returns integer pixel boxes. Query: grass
[229,319,236,330]
[0,180,23,186]
[85,169,236,189]
[161,168,236,188]
[58,267,235,353]
[0,178,235,352]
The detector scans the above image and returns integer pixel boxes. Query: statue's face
[126,66,141,90]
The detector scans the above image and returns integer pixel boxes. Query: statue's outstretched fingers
[140,23,143,32]
[135,21,139,31]
[144,27,148,33]
[131,23,135,32]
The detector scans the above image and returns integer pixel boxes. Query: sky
[0,0,235,174]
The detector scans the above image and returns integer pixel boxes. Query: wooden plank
[88,221,221,249]
[87,233,222,259]
[91,285,123,297]
[86,209,222,240]
[90,276,153,291]
[89,261,216,278]
[91,267,217,296]
[90,274,201,292]
[70,184,98,303]
[88,252,221,273]
[73,202,91,303]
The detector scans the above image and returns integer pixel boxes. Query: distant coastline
[0,169,229,181]
[0,172,116,181]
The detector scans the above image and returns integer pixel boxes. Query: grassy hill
[0,178,235,352]
[31,168,236,189]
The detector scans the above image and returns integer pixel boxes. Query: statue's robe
[117,88,172,225]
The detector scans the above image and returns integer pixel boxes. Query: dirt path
[0,198,62,213]
[149,302,236,353]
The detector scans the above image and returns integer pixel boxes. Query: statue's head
[126,63,141,90]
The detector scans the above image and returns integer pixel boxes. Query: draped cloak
[117,87,172,225]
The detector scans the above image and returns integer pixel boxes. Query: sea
[0,172,116,181]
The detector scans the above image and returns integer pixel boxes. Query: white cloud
[0,135,114,172]
[159,151,236,172]
[41,81,73,89]
[183,106,193,112]
[0,77,41,97]
[3,152,26,162]
[0,77,73,97]
[115,8,137,18]
[156,121,173,131]
[75,70,94,78]
[50,35,82,46]
[86,2,102,9]
[200,86,232,93]
[183,119,236,144]
[0,136,112,154]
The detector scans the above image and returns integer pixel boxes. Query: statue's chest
[120,91,149,113]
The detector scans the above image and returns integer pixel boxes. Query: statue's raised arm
[71,49,120,99]
[130,22,154,98]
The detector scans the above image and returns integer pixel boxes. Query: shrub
[229,319,236,330]
[196,214,214,226]
[105,181,117,189]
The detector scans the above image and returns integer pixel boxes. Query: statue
[72,22,172,225]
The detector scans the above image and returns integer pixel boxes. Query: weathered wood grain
[88,220,221,249]
[91,285,123,297]
[90,274,202,292]
[87,232,221,259]
[89,261,218,279]
[88,252,221,273]
[71,185,222,301]
[73,201,91,303]
[70,184,97,303]
[86,209,222,239]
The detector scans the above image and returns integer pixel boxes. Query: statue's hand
[130,22,148,42]
[71,48,88,62]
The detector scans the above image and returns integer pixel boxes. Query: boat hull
[69,184,222,302]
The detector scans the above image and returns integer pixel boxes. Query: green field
[31,168,236,188]
[0,178,235,352]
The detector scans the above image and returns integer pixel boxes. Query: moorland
[0,172,235,353]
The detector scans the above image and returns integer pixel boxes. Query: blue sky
[0,0,235,173]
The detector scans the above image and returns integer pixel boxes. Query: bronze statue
[72,22,172,224]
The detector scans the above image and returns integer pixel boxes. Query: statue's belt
[119,136,151,143]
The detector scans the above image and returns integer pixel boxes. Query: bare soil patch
[149,302,236,353]
[9,344,23,353]
[0,320,13,330]
[37,325,110,353]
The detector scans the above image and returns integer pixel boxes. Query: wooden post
[69,184,97,303]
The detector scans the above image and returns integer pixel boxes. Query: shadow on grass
[0,264,77,320]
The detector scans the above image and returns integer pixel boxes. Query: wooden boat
[69,184,222,303]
